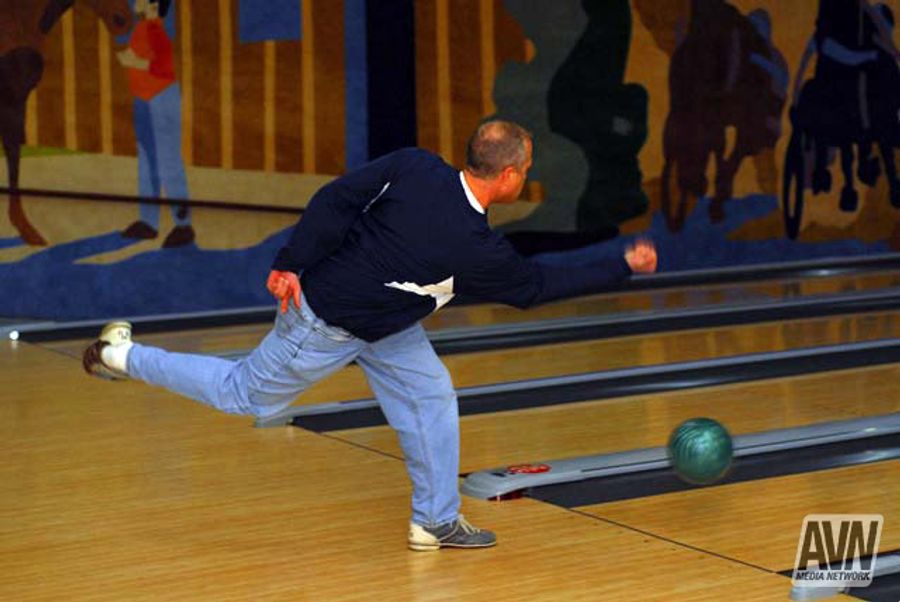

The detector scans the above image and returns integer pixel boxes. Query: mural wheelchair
[782,3,899,239]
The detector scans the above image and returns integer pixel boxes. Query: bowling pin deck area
[3,261,900,601]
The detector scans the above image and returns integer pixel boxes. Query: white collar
[459,171,485,214]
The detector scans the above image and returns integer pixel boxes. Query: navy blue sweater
[272,148,632,342]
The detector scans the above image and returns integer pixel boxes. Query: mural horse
[0,0,132,246]
[660,0,786,232]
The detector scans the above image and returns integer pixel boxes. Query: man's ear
[40,0,76,34]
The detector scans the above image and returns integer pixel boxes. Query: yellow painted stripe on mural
[0,246,44,264]
[98,26,113,154]
[479,0,495,116]
[436,0,453,162]
[264,41,276,172]
[75,239,160,265]
[62,11,78,150]
[181,0,194,165]
[219,0,234,169]
[302,0,316,173]
[25,89,38,146]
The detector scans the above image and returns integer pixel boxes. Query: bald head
[465,121,532,179]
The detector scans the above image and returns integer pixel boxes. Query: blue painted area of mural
[0,237,24,250]
[344,0,368,169]
[0,194,888,322]
[532,194,888,272]
[0,229,290,320]
[238,0,301,43]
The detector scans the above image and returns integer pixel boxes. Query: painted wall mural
[0,0,897,321]
[1,0,132,246]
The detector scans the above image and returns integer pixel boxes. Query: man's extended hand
[267,270,302,314]
[625,239,658,274]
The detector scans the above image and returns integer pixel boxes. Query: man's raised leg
[84,301,364,418]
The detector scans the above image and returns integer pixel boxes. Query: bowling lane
[578,460,900,573]
[5,326,852,600]
[27,267,900,353]
[41,310,900,406]
[330,363,900,474]
[422,268,900,331]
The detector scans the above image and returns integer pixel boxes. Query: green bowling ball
[667,418,734,485]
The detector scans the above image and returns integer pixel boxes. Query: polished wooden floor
[5,302,895,600]
[586,460,900,573]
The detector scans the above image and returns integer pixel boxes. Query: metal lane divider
[254,339,900,429]
[459,413,900,500]
[790,553,900,601]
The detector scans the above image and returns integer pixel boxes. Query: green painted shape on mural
[0,146,82,158]
[547,0,649,233]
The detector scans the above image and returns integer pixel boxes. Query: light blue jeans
[127,295,461,527]
[134,83,191,228]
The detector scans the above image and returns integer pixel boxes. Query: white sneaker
[407,515,497,551]
[82,321,132,380]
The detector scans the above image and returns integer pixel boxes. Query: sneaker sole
[83,343,127,381]
[408,541,497,552]
[408,542,440,552]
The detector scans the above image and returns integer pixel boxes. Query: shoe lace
[456,515,481,535]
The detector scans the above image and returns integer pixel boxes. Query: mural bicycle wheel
[782,125,807,240]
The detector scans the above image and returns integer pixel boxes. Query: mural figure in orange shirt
[116,0,194,248]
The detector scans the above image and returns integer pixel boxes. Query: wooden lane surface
[580,460,900,574]
[332,364,900,474]
[40,310,900,407]
[1,341,851,601]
